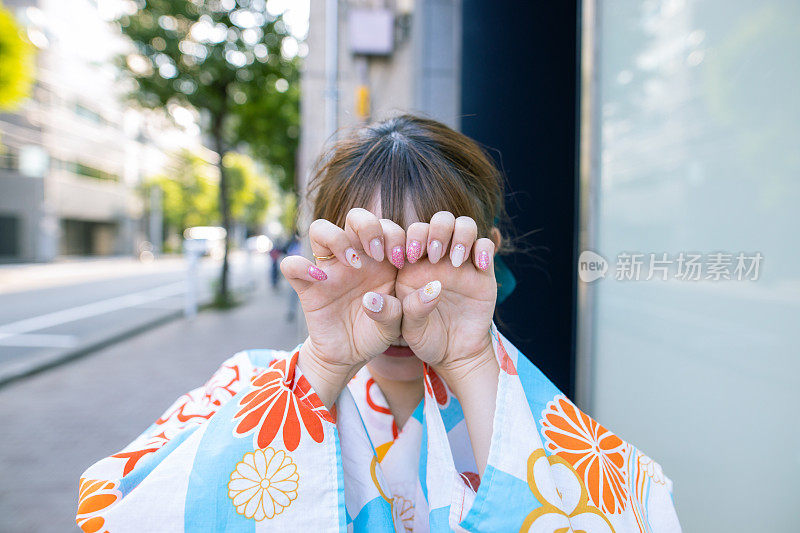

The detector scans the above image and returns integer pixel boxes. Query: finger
[361,291,402,345]
[280,255,328,295]
[345,208,385,262]
[401,280,442,332]
[309,219,362,268]
[472,238,496,273]
[427,211,456,264]
[405,222,429,264]
[450,216,478,268]
[380,218,406,269]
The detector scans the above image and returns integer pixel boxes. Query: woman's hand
[281,208,406,407]
[395,211,500,476]
[395,212,499,383]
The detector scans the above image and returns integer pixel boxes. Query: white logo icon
[578,250,608,283]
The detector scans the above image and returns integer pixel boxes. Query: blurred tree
[279,192,297,235]
[142,150,218,245]
[223,151,275,230]
[116,0,299,305]
[0,2,34,110]
[144,150,275,248]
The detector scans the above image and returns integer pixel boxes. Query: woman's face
[364,196,425,382]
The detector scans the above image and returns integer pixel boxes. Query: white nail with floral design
[362,292,384,312]
[419,280,442,303]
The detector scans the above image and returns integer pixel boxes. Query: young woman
[77,115,681,532]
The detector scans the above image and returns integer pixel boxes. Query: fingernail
[362,292,384,312]
[428,240,443,263]
[308,265,327,281]
[390,246,404,269]
[345,247,362,269]
[451,244,466,268]
[370,238,384,261]
[419,280,441,303]
[407,240,422,263]
[477,250,490,271]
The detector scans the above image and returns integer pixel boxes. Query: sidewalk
[0,252,262,387]
[0,285,305,533]
[0,255,188,295]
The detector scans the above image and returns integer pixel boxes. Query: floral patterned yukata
[77,325,681,532]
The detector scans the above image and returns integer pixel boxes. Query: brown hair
[307,114,506,246]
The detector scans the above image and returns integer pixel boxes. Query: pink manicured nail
[428,240,443,263]
[477,250,490,271]
[407,240,422,263]
[362,292,384,312]
[419,280,441,303]
[369,238,384,261]
[308,265,327,281]
[390,246,404,269]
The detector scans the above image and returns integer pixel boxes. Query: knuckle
[432,210,455,222]
[456,216,478,230]
[309,218,328,233]
[407,222,428,233]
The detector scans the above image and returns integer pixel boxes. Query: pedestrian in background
[284,235,302,322]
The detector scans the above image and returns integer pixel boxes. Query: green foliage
[0,2,34,111]
[115,0,300,189]
[142,150,218,234]
[223,152,275,228]
[143,150,276,237]
[279,192,297,234]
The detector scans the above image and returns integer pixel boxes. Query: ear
[489,227,503,251]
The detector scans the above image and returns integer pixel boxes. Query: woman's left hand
[394,211,498,383]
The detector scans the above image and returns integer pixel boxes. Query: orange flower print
[423,364,450,407]
[540,395,628,515]
[233,350,335,451]
[76,478,121,533]
[495,334,517,375]
[111,360,251,476]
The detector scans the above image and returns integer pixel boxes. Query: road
[0,281,304,533]
[0,253,273,380]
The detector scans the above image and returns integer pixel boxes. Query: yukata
[77,325,681,532]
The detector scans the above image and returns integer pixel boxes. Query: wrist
[297,340,361,409]
[434,343,498,398]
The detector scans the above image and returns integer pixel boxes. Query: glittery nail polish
[369,238,384,261]
[308,265,327,281]
[451,243,466,268]
[419,280,441,303]
[406,240,422,263]
[428,240,443,263]
[362,292,384,312]
[345,247,362,269]
[477,250,490,271]
[390,246,405,269]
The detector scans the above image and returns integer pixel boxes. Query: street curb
[0,309,183,390]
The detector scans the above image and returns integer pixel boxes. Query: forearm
[438,346,499,477]
[297,339,362,409]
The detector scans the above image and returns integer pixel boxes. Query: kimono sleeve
[75,346,346,533]
[457,325,682,533]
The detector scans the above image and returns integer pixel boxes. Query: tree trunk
[212,114,231,305]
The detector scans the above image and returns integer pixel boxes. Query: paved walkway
[0,285,305,533]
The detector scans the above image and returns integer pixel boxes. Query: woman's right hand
[280,208,405,408]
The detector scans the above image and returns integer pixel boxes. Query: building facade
[0,0,198,262]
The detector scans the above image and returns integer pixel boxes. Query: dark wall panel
[461,0,579,395]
